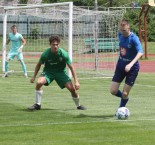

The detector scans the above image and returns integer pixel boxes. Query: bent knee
[122,91,128,99]
[110,88,118,96]
[37,78,46,86]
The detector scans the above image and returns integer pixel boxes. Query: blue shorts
[112,64,139,86]
[7,52,23,61]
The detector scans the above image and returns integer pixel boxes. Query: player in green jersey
[2,25,28,78]
[28,35,86,110]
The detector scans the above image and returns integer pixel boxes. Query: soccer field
[0,68,155,145]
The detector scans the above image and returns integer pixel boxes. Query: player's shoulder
[58,48,69,58]
[58,48,68,54]
[130,32,138,38]
[130,32,139,41]
[42,48,50,55]
[59,47,66,52]
[16,32,23,37]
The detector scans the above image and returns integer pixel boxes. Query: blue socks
[115,90,129,107]
[116,90,122,98]
[119,98,129,107]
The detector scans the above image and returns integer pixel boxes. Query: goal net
[1,3,124,78]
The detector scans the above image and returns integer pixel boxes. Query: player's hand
[125,64,133,72]
[30,77,35,83]
[18,48,22,53]
[75,82,80,90]
[18,45,23,53]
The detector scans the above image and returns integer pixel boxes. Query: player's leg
[120,67,139,107]
[110,81,122,97]
[65,82,86,110]
[17,53,28,77]
[119,84,132,107]
[28,73,53,111]
[55,71,86,110]
[2,53,14,78]
[110,66,126,99]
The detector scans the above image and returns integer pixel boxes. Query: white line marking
[0,118,155,127]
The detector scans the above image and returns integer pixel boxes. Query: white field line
[0,118,155,127]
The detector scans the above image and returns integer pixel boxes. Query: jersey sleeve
[8,33,11,40]
[133,36,143,53]
[39,53,46,64]
[19,33,23,39]
[62,50,72,65]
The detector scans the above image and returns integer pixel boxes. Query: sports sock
[20,60,27,74]
[115,90,122,98]
[35,90,43,105]
[119,98,129,107]
[72,96,80,107]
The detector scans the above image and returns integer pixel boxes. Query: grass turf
[0,72,155,145]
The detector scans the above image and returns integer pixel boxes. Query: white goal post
[1,3,124,78]
[2,2,73,77]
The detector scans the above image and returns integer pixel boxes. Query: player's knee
[20,60,24,63]
[36,79,45,86]
[122,91,128,99]
[110,88,118,96]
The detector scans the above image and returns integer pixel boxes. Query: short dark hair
[49,35,60,44]
[11,25,17,29]
[120,19,130,26]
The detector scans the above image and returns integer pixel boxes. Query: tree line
[19,0,155,41]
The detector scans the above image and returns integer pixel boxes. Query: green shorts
[41,70,71,89]
[7,52,23,60]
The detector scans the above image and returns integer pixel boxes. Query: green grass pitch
[0,70,155,145]
[0,38,155,145]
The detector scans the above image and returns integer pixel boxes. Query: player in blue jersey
[28,35,86,111]
[2,25,28,78]
[110,19,143,108]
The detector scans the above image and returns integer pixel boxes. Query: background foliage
[18,0,155,41]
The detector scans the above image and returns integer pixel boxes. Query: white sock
[72,96,80,107]
[35,90,43,105]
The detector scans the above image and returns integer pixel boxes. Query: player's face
[119,23,130,37]
[50,40,59,53]
[11,27,17,34]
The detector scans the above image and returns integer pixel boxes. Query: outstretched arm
[30,62,42,83]
[67,64,80,90]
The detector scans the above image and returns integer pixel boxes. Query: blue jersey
[118,32,143,67]
[8,32,23,52]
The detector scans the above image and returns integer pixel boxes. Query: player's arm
[125,37,143,72]
[30,62,42,83]
[18,38,26,53]
[6,39,10,45]
[67,63,80,90]
[125,52,143,72]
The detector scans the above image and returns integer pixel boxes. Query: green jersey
[39,48,72,72]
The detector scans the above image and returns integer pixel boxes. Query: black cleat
[77,105,86,110]
[27,104,41,111]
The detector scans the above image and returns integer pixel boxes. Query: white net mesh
[1,4,125,78]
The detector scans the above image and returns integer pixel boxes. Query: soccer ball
[115,107,130,120]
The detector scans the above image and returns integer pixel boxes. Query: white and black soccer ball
[115,107,130,120]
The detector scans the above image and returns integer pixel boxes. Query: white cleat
[24,73,28,78]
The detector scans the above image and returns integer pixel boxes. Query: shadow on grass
[74,113,113,119]
[16,108,62,112]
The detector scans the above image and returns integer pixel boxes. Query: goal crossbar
[2,2,73,78]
